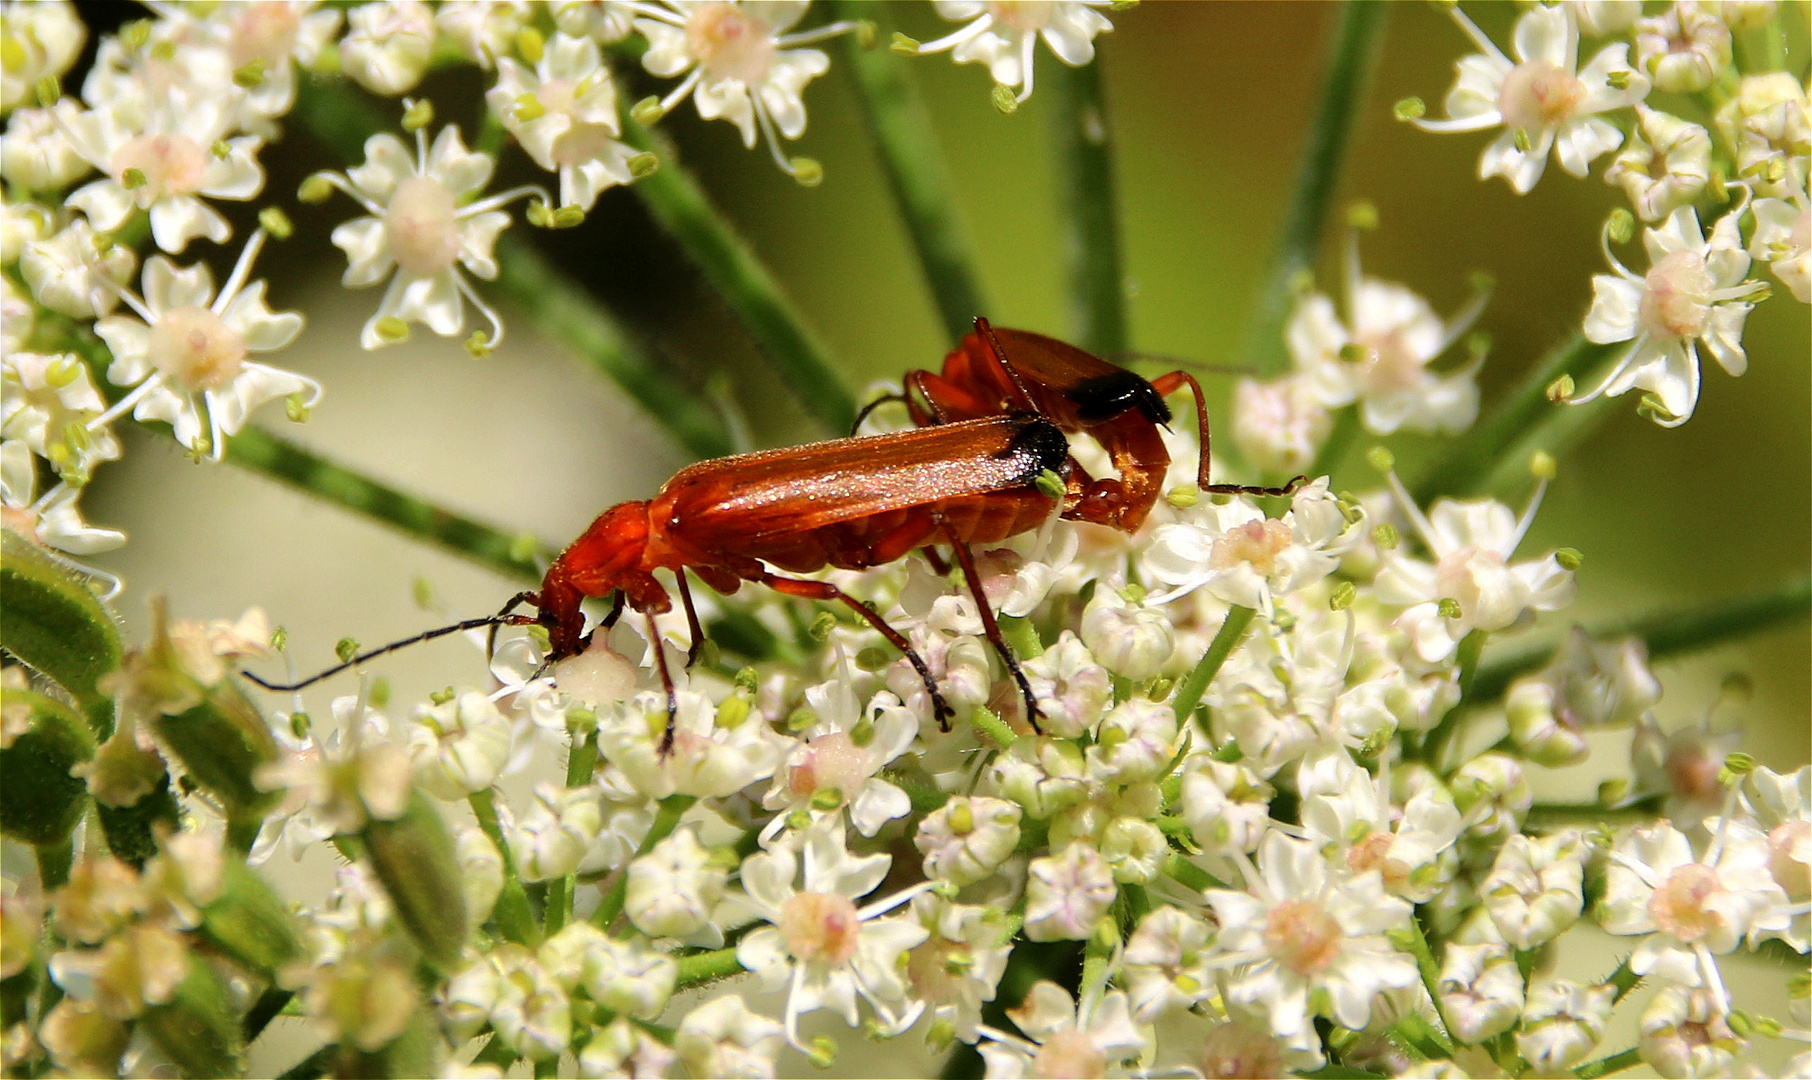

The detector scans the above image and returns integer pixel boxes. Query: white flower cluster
[1407,0,1806,427]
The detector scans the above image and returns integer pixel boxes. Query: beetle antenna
[243,592,539,693]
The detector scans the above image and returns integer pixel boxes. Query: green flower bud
[361,791,468,971]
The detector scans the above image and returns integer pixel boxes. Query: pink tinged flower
[1600,820,1792,997]
[139,1,343,133]
[1630,715,1740,826]
[1748,187,1809,304]
[1297,746,1462,903]
[487,32,640,212]
[916,795,1022,886]
[1023,843,1117,942]
[634,1,857,181]
[1639,983,1745,1079]
[1516,979,1615,1071]
[406,689,513,799]
[1480,830,1588,949]
[1437,941,1524,1044]
[674,995,785,1080]
[1020,631,1110,739]
[1202,831,1417,1040]
[1145,477,1357,614]
[1577,203,1761,426]
[976,979,1147,1080]
[62,89,264,254]
[761,681,917,837]
[1122,906,1216,1021]
[1374,470,1574,664]
[1634,3,1731,94]
[918,1,1117,104]
[1744,765,1811,907]
[1197,1016,1308,1080]
[89,229,316,460]
[1414,3,1648,193]
[1231,373,1331,477]
[339,0,435,96]
[735,824,930,1048]
[625,826,729,944]
[319,116,540,351]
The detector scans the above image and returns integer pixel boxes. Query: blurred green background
[86,3,1805,773]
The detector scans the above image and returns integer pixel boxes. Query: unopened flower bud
[916,796,1020,885]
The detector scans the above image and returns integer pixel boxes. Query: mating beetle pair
[249,319,1301,752]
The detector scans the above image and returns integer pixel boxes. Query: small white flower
[434,0,532,69]
[1079,587,1173,681]
[0,99,90,190]
[1145,477,1358,615]
[1743,765,1810,911]
[486,32,641,212]
[1413,3,1648,193]
[1506,629,1661,766]
[916,796,1022,886]
[1452,751,1532,848]
[598,689,785,799]
[1023,842,1116,942]
[538,923,676,1021]
[0,0,85,113]
[1298,746,1463,903]
[1604,105,1713,222]
[625,826,729,945]
[62,87,264,254]
[1122,906,1217,1021]
[1085,699,1179,787]
[1714,72,1809,200]
[512,783,604,882]
[90,228,318,460]
[138,1,343,133]
[1572,0,1642,38]
[1,351,121,482]
[1203,831,1418,1042]
[917,1,1116,105]
[316,114,540,351]
[0,440,124,580]
[1576,204,1760,426]
[1437,940,1524,1044]
[1748,184,1809,303]
[1517,979,1615,1071]
[406,689,513,799]
[554,1,639,45]
[453,825,504,932]
[0,200,52,266]
[1231,373,1331,478]
[674,995,785,1080]
[1480,830,1588,949]
[634,1,859,181]
[1639,983,1745,1079]
[1287,231,1486,435]
[1179,755,1274,855]
[983,736,1089,822]
[735,823,930,1048]
[578,1016,678,1080]
[1634,3,1731,95]
[1374,471,1574,664]
[975,979,1147,1080]
[761,682,917,837]
[903,894,1012,1046]
[1020,631,1110,739]
[1630,715,1740,827]
[448,944,573,1059]
[18,217,135,319]
[339,0,436,96]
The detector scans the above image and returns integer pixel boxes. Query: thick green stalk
[1170,606,1257,727]
[675,946,745,988]
[1050,57,1127,357]
[1411,335,1617,503]
[1573,1047,1643,1079]
[468,789,541,947]
[224,427,549,583]
[1240,2,1389,378]
[1402,914,1457,1052]
[493,236,732,459]
[834,0,988,343]
[620,120,856,436]
[1470,575,1811,704]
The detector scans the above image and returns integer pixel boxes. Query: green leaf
[1,531,122,729]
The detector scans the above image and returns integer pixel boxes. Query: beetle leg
[1150,369,1307,498]
[487,590,539,669]
[673,571,706,667]
[644,610,681,757]
[921,547,951,576]
[746,570,955,732]
[941,526,1044,735]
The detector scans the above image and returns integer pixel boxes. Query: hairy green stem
[834,0,988,344]
[1403,913,1458,1053]
[1050,57,1128,357]
[675,946,746,989]
[224,426,549,583]
[1170,606,1257,727]
[1469,575,1811,704]
[620,120,855,436]
[469,789,541,946]
[1573,1046,1643,1079]
[1240,2,1389,378]
[1411,335,1617,503]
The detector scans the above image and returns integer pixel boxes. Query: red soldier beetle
[858,318,1304,533]
[246,413,1071,752]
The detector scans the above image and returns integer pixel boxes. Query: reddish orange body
[889,318,1297,532]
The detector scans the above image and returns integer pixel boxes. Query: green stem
[1402,913,1457,1053]
[545,731,599,934]
[1170,606,1257,728]
[1421,629,1487,768]
[1163,851,1229,892]
[1411,335,1617,503]
[591,793,696,930]
[1240,1,1389,378]
[834,0,988,344]
[620,120,855,436]
[1469,575,1811,704]
[675,946,745,989]
[469,789,540,946]
[1477,393,1617,498]
[1525,800,1663,827]
[1573,1046,1643,1079]
[1306,403,1361,482]
[223,426,548,584]
[35,839,73,891]
[493,235,732,459]
[1050,56,1127,357]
